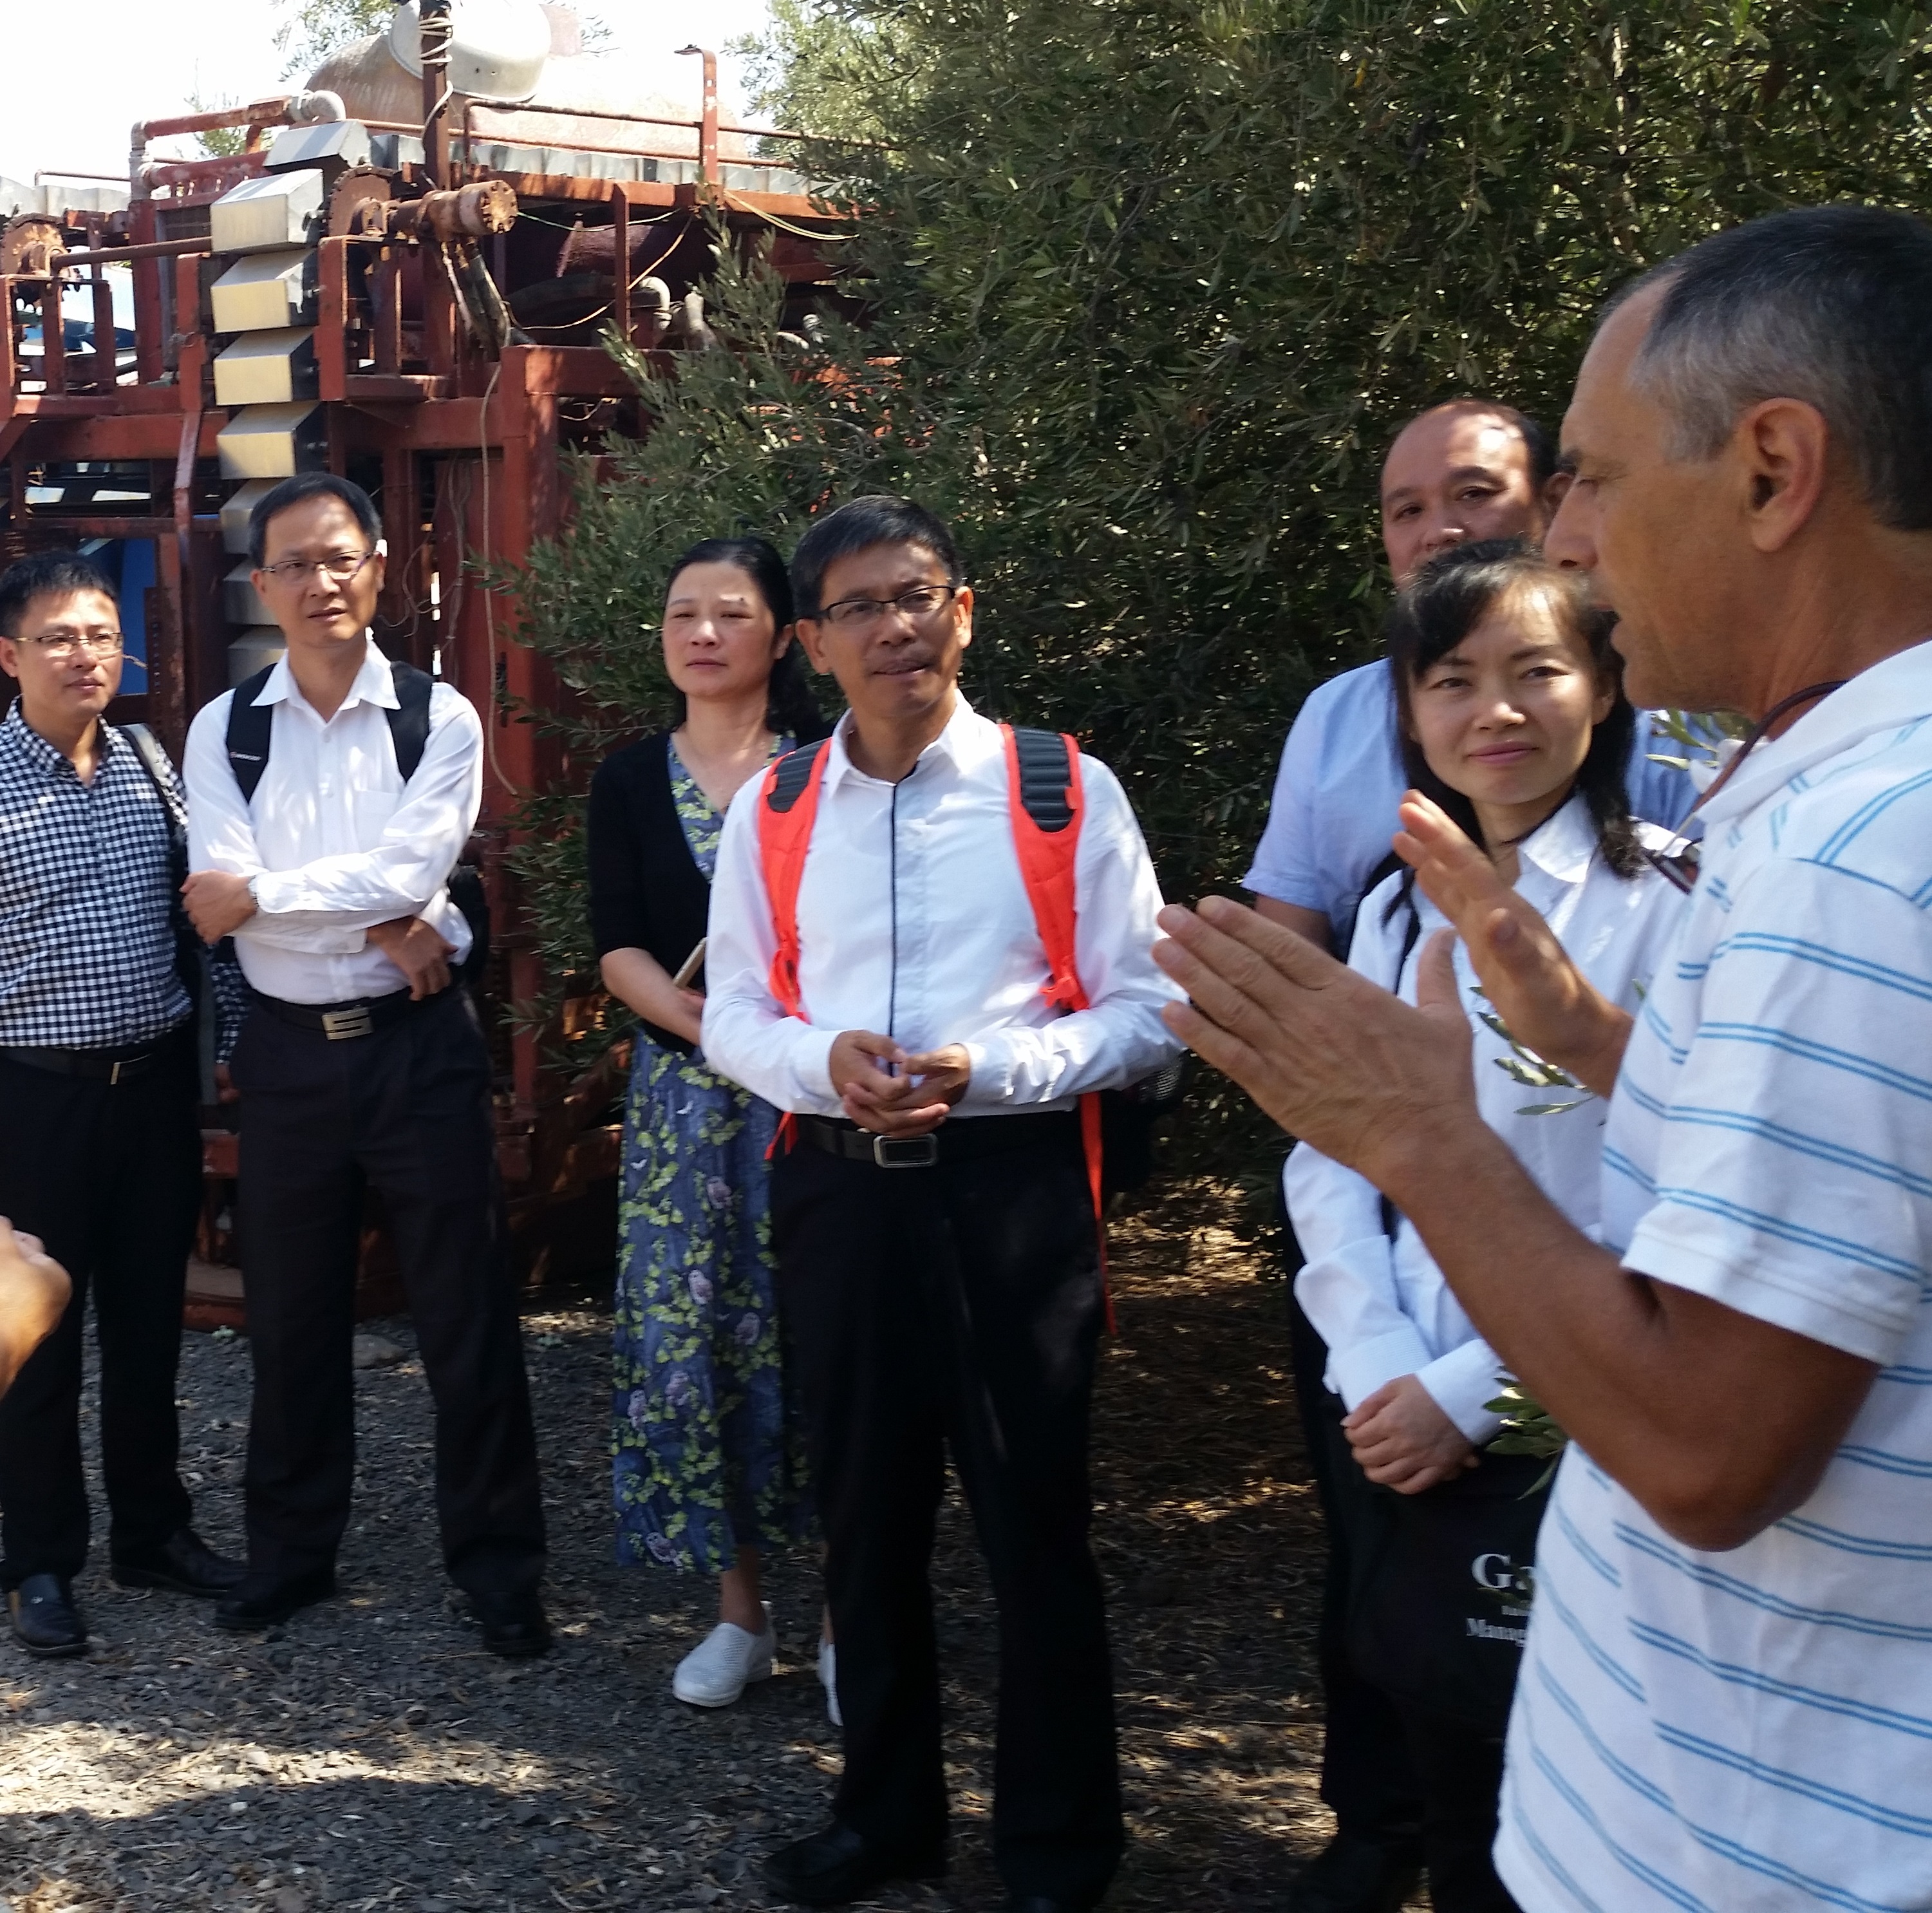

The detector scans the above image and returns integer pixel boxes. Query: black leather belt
[252,988,420,1041]
[0,1025,189,1084]
[794,1109,1078,1170]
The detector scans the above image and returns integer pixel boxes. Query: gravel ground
[0,1186,1344,1913]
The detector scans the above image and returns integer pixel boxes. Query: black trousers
[1317,1386,1519,1913]
[1284,1252,1426,1853]
[0,1033,200,1587]
[1398,1708,1520,1913]
[229,988,545,1595]
[772,1122,1123,1909]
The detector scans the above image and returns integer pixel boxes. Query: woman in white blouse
[1284,539,1685,1913]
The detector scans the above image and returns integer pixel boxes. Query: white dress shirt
[185,641,482,1005]
[1284,794,1685,1439]
[702,697,1183,1117]
[1243,658,1702,947]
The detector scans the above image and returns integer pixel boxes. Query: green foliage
[274,0,393,79]
[504,0,1932,1169]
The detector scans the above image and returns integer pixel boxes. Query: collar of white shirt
[820,690,998,793]
[1513,788,1599,891]
[253,636,400,721]
[1700,636,1932,827]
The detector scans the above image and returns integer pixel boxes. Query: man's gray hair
[1612,205,1932,532]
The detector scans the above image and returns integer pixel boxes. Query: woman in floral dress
[587,537,830,1708]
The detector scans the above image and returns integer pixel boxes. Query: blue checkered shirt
[0,702,193,1048]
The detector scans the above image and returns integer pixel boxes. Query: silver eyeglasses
[816,584,959,628]
[24,630,124,659]
[259,551,379,585]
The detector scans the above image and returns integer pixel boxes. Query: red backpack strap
[1002,724,1089,1013]
[756,737,832,1022]
[1002,724,1113,1326]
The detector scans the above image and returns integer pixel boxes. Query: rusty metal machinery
[1,53,854,1308]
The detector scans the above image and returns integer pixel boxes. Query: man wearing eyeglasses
[0,551,243,1660]
[704,496,1183,1913]
[181,473,547,1654]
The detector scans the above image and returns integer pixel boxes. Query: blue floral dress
[611,739,812,1574]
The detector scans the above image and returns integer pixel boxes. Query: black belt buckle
[320,1004,375,1041]
[871,1132,939,1169]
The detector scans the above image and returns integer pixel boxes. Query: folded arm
[183,692,483,948]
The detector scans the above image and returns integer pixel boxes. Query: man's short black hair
[790,495,964,619]
[0,551,119,640]
[248,473,382,569]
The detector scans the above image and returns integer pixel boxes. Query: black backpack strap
[120,722,187,865]
[1008,725,1078,833]
[766,735,830,813]
[224,664,278,804]
[384,660,435,782]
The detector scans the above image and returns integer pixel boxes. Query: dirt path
[0,1189,1337,1912]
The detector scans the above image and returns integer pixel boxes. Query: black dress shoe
[1288,1831,1424,1913]
[1009,1898,1100,1913]
[7,1574,86,1659]
[762,1822,946,1907]
[213,1568,337,1632]
[471,1587,550,1659]
[111,1529,245,1598]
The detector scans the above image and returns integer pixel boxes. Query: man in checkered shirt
[0,551,242,1661]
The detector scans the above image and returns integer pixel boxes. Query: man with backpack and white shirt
[182,473,547,1654]
[701,495,1182,1912]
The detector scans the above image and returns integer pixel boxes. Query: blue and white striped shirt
[1497,641,1932,1913]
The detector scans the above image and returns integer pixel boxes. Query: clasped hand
[829,1031,971,1136]
[1345,1374,1477,1494]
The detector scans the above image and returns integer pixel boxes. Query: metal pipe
[35,170,129,185]
[675,46,720,178]
[47,237,212,270]
[420,0,455,189]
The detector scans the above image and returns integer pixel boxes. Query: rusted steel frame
[374,250,404,373]
[420,0,455,188]
[86,225,117,396]
[173,252,207,406]
[41,283,66,395]
[490,171,838,219]
[18,415,221,460]
[162,405,199,752]
[317,238,352,401]
[0,278,17,410]
[694,48,720,178]
[129,200,165,385]
[138,153,267,194]
[6,388,199,418]
[610,185,630,342]
[47,236,211,270]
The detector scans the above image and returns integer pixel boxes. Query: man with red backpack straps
[702,496,1181,1912]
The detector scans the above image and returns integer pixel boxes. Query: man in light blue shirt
[1246,402,1698,953]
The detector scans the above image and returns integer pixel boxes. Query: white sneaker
[671,1605,776,1708]
[818,1637,842,1727]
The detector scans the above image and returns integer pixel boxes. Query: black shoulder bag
[1344,878,1550,1737]
[122,722,248,1092]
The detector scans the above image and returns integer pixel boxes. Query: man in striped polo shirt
[1154,203,1932,1910]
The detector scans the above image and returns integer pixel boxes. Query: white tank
[388,0,551,103]
[307,4,755,164]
